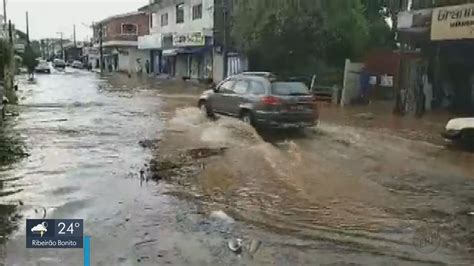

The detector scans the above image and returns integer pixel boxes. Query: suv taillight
[261,96,281,106]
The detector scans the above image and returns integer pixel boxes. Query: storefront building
[397,2,474,114]
[161,31,213,80]
[138,0,247,82]
[93,12,150,73]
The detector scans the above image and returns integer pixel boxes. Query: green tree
[361,0,397,49]
[0,39,12,81]
[323,0,371,64]
[22,44,39,79]
[230,0,394,77]
[231,0,328,75]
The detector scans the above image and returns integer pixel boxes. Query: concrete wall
[342,59,364,106]
[213,50,224,83]
[114,48,149,73]
[151,0,214,35]
[118,53,129,72]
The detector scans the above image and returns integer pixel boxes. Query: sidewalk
[319,101,455,145]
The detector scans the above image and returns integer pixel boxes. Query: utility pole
[8,19,12,45]
[99,23,104,73]
[40,40,45,58]
[57,32,64,60]
[46,39,50,59]
[222,0,229,80]
[73,24,76,47]
[3,0,7,25]
[26,11,30,44]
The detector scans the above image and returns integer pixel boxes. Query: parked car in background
[71,61,84,69]
[198,74,319,129]
[313,86,334,103]
[53,59,66,69]
[442,118,474,144]
[35,60,51,74]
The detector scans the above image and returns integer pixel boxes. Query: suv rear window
[271,82,310,96]
[249,81,265,95]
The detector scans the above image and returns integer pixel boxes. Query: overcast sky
[5,0,149,41]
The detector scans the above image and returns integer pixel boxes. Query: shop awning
[162,49,179,56]
[177,47,211,54]
[162,47,211,56]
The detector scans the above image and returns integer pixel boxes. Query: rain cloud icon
[31,222,48,237]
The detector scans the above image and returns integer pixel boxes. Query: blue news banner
[26,219,83,248]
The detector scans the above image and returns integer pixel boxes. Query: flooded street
[0,70,473,265]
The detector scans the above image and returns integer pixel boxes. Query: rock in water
[248,239,261,255]
[228,239,243,253]
[210,210,235,223]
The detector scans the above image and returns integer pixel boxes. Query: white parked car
[442,118,474,143]
[35,60,51,74]
[53,59,66,69]
[71,60,84,69]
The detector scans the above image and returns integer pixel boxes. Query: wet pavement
[0,70,473,265]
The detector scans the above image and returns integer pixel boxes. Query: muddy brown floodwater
[153,101,474,264]
[0,70,473,265]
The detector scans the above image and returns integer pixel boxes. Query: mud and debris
[138,139,160,149]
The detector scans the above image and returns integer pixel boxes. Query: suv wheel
[199,100,213,117]
[240,111,253,126]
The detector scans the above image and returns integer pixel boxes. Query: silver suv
[198,74,319,128]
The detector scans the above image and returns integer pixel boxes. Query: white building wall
[129,48,149,71]
[151,0,214,36]
[118,53,129,72]
[126,47,150,73]
[117,48,149,73]
[341,59,365,106]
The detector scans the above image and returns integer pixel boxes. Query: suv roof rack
[240,72,275,78]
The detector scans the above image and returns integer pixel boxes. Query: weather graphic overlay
[26,219,84,249]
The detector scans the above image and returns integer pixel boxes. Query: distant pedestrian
[145,60,150,75]
[135,59,143,76]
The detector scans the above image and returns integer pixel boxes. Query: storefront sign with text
[173,32,205,47]
[431,3,474,40]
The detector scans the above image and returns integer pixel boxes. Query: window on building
[192,3,203,20]
[121,23,138,35]
[176,3,184,24]
[161,13,169,26]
